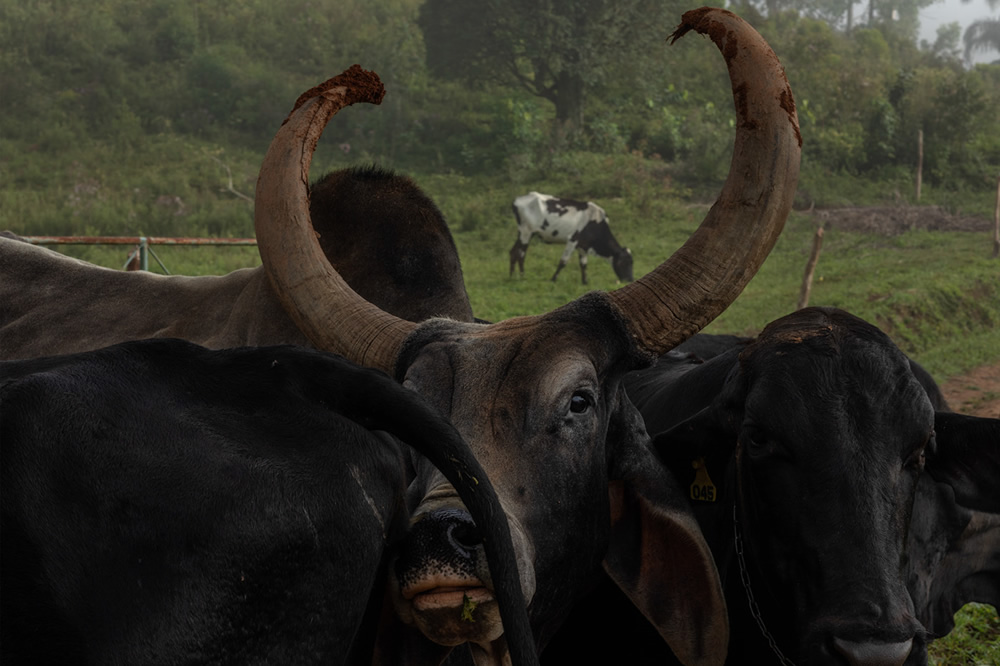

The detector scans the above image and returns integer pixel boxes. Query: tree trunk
[554,71,585,130]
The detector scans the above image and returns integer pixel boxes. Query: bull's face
[388,308,648,648]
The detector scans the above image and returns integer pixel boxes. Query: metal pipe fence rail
[21,236,258,274]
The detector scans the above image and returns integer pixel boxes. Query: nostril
[395,507,486,583]
[448,521,483,554]
[832,637,913,666]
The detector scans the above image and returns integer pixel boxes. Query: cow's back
[511,192,548,234]
[0,341,408,663]
[512,192,588,242]
[0,238,303,360]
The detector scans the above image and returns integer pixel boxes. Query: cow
[509,192,633,285]
[0,8,803,663]
[542,307,999,665]
[0,340,535,665]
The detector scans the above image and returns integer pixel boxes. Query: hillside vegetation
[3,0,997,376]
[3,0,999,235]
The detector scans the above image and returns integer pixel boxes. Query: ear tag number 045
[690,457,717,502]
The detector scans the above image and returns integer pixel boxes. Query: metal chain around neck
[733,502,797,666]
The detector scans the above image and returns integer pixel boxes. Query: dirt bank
[940,361,1000,418]
[808,205,994,235]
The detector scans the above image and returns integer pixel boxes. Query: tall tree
[417,0,682,131]
[961,0,1000,61]
[964,17,1000,59]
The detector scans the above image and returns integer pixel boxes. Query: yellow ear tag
[690,457,717,502]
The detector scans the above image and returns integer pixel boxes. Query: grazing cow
[509,192,633,284]
[0,341,534,665]
[543,307,999,665]
[0,9,802,663]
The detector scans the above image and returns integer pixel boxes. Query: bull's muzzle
[390,488,535,647]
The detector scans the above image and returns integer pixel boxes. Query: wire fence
[21,236,258,273]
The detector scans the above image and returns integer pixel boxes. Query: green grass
[929,604,1000,666]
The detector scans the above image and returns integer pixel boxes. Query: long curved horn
[254,65,418,372]
[608,8,801,355]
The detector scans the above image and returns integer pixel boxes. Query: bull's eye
[570,391,592,414]
[741,425,774,458]
[743,427,763,447]
[905,445,927,471]
[905,433,933,471]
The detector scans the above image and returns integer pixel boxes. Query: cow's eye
[907,449,926,471]
[569,391,593,414]
[741,425,774,458]
[905,437,930,471]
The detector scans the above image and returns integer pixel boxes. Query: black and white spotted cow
[509,192,634,284]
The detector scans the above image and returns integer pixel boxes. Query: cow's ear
[604,391,728,665]
[909,413,1000,638]
[604,465,728,665]
[651,403,738,464]
[907,473,1000,638]
[927,412,1000,513]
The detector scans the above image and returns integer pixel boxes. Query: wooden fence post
[915,129,923,202]
[993,172,999,259]
[797,225,824,310]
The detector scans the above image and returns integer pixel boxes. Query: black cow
[0,340,535,665]
[543,307,999,665]
[509,192,634,284]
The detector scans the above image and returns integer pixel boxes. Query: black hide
[0,340,531,665]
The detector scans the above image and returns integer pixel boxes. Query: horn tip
[669,7,737,44]
[290,65,386,116]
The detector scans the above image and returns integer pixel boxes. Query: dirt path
[940,361,1000,418]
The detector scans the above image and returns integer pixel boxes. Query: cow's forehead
[403,323,626,389]
[739,336,934,451]
[395,293,651,383]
